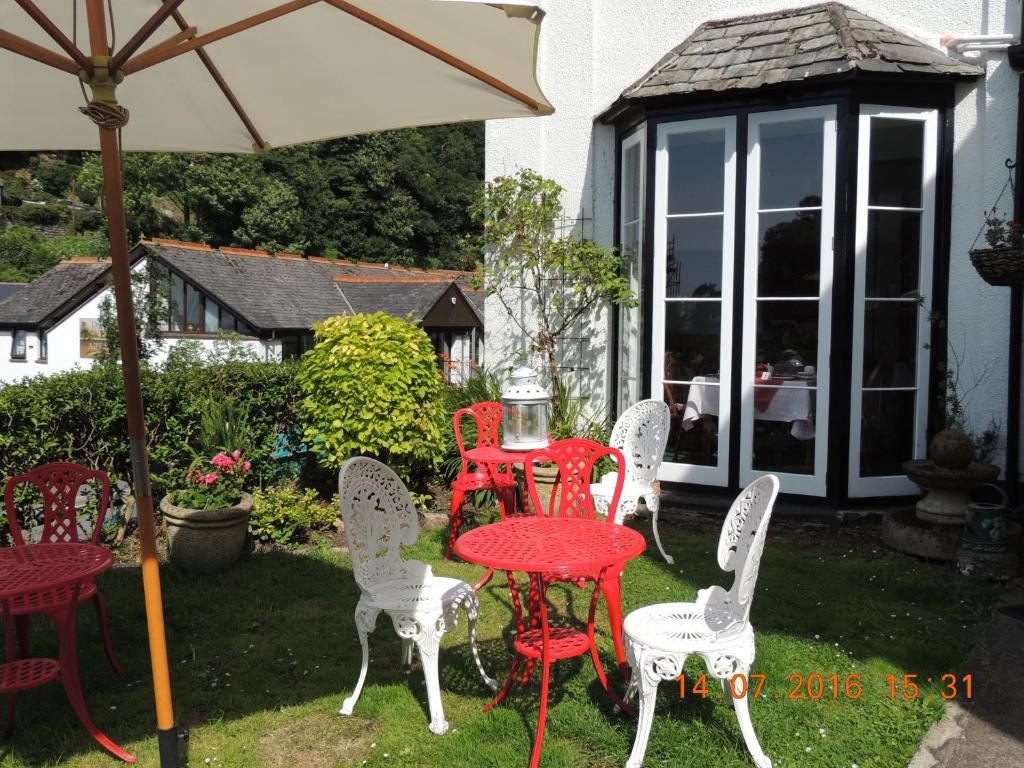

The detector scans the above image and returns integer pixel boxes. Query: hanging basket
[969,246,1024,287]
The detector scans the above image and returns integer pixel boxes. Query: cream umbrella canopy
[0,2,551,765]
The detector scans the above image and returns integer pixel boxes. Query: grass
[0,515,1001,768]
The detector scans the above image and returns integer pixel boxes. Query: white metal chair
[621,474,780,768]
[337,457,497,734]
[592,399,674,562]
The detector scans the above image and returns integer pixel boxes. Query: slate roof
[0,261,110,328]
[614,3,982,106]
[0,283,23,302]
[145,241,479,332]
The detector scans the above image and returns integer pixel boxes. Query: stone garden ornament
[621,474,780,768]
[338,457,497,734]
[592,399,674,562]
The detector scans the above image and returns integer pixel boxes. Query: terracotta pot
[929,429,976,469]
[160,492,253,573]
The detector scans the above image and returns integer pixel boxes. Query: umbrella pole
[99,127,180,768]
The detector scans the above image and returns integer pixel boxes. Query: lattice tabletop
[465,446,535,465]
[0,542,113,600]
[454,517,646,573]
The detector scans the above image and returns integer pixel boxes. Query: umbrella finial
[79,55,129,129]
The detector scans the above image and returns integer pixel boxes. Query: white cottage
[485,1,1021,505]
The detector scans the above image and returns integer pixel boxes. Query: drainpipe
[1005,28,1024,507]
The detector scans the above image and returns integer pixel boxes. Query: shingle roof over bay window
[615,3,982,104]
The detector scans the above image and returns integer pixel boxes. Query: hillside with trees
[0,122,484,283]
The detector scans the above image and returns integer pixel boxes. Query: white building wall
[0,258,269,385]
[485,0,1020,471]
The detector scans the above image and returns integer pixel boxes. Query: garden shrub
[249,482,337,545]
[297,312,445,484]
[0,359,302,509]
[15,203,64,226]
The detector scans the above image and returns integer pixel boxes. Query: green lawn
[0,517,1000,768]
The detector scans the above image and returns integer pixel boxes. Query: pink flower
[243,461,252,471]
[205,473,218,485]
[211,452,235,469]
[232,449,242,460]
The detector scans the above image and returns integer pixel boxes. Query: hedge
[0,359,302,496]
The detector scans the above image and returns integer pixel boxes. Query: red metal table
[454,517,646,768]
[0,542,134,763]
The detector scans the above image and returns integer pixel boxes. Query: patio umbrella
[0,2,551,765]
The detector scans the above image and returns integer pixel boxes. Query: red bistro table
[454,517,645,768]
[0,542,134,763]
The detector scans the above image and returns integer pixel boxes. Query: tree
[476,169,635,411]
[97,260,170,362]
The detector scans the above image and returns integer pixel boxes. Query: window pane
[863,301,918,387]
[869,118,924,208]
[758,210,821,297]
[220,310,236,333]
[237,320,255,336]
[866,210,921,298]
[860,390,916,476]
[170,274,184,332]
[758,118,823,210]
[755,300,818,371]
[623,143,642,221]
[664,302,721,379]
[663,382,718,466]
[205,298,220,333]
[185,285,201,331]
[667,129,725,215]
[666,216,723,298]
[11,330,25,359]
[79,319,104,359]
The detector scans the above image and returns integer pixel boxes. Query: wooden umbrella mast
[81,2,181,765]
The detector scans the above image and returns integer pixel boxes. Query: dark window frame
[10,329,26,360]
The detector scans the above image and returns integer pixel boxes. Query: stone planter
[514,463,559,515]
[160,492,253,573]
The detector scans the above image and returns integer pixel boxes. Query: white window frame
[848,105,937,497]
[652,115,737,486]
[617,125,646,415]
[740,105,837,496]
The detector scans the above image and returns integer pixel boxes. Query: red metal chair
[4,463,125,677]
[524,438,629,668]
[445,402,518,559]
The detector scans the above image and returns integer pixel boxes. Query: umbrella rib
[133,25,197,61]
[170,9,269,151]
[109,0,186,73]
[322,0,541,112]
[121,0,319,74]
[0,27,79,73]
[12,0,93,73]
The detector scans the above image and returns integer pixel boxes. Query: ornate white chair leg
[728,664,771,768]
[720,676,735,708]
[645,494,673,564]
[464,594,498,692]
[625,648,682,768]
[415,617,449,735]
[400,637,414,673]
[340,604,379,716]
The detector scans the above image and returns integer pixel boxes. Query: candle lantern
[501,367,550,450]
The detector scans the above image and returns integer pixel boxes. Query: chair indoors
[592,399,674,562]
[3,462,124,677]
[621,474,780,768]
[338,457,497,735]
[445,401,518,559]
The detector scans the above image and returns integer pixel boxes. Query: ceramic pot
[929,429,975,469]
[160,492,253,573]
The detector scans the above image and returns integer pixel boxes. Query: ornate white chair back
[339,457,421,593]
[611,399,671,489]
[715,474,779,625]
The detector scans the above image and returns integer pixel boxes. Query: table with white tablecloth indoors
[680,375,815,440]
